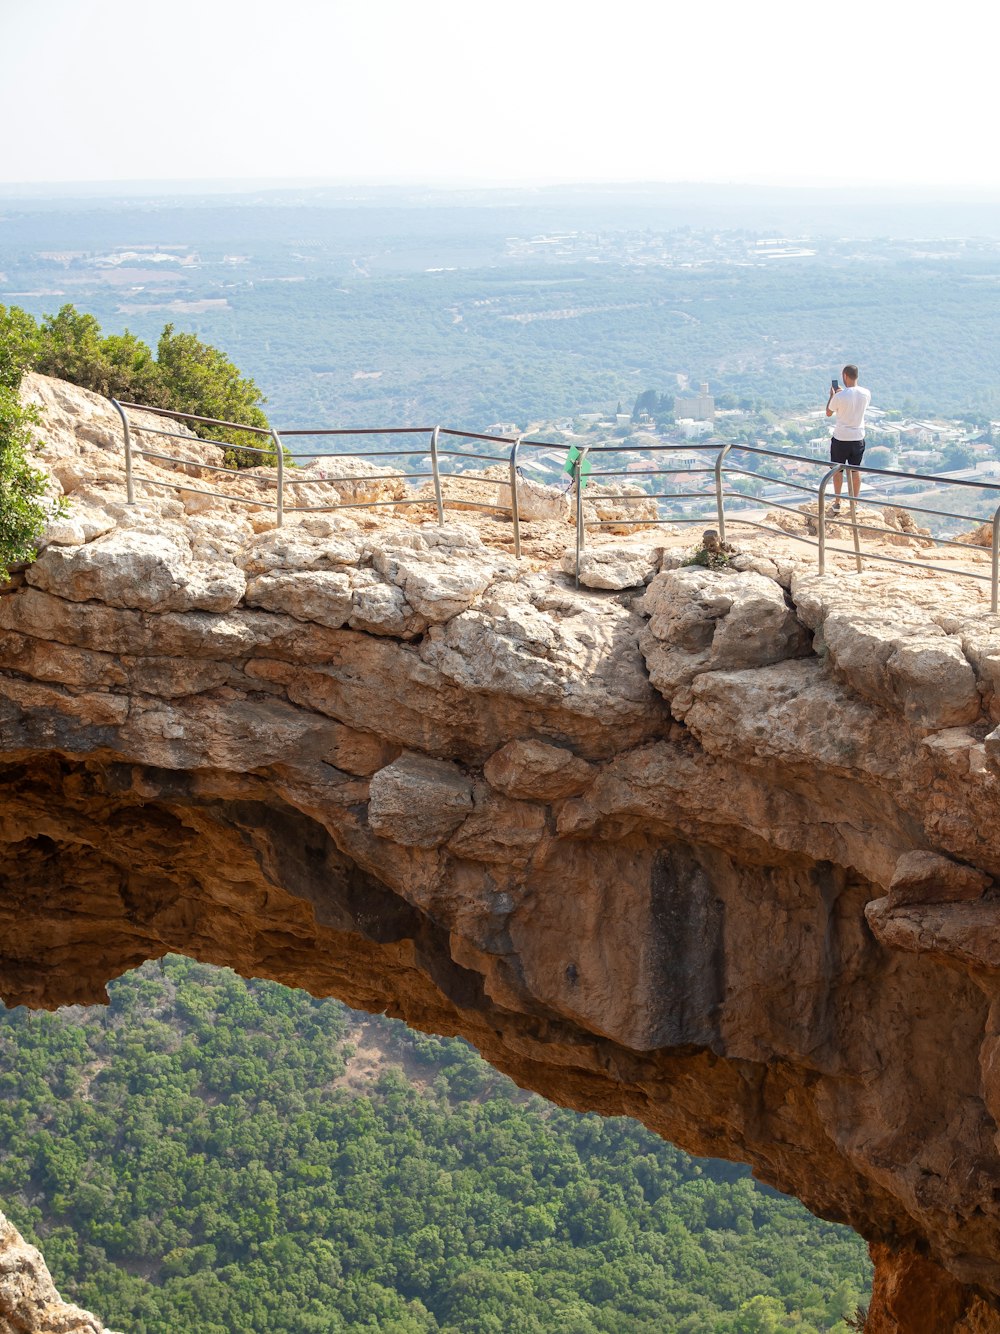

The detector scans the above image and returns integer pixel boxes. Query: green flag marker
[563,445,592,487]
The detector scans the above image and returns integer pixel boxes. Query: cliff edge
[4,374,1000,1333]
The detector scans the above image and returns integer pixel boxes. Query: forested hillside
[0,958,870,1333]
[2,187,998,430]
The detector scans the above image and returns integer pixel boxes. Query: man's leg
[830,448,844,505]
[849,444,864,499]
[829,448,844,511]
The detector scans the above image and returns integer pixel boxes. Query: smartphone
[831,378,840,392]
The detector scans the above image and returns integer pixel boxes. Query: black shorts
[830,438,865,466]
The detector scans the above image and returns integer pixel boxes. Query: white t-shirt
[830,385,871,442]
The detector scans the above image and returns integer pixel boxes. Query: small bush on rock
[0,388,60,576]
[685,528,735,570]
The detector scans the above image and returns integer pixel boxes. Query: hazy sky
[2,0,997,191]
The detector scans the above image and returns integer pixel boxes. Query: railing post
[110,399,134,504]
[992,502,1000,615]
[714,443,733,543]
[509,435,523,559]
[574,447,589,588]
[846,467,863,573]
[817,465,842,575]
[271,428,284,527]
[430,426,444,525]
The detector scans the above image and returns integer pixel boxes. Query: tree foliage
[0,389,56,574]
[0,305,65,575]
[155,324,272,466]
[632,390,675,425]
[0,305,41,391]
[864,446,894,470]
[938,441,974,472]
[0,957,871,1333]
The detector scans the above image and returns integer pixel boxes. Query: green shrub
[0,388,59,576]
[156,324,274,467]
[0,305,41,392]
[0,302,272,470]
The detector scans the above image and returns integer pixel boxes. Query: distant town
[503,229,1000,269]
[487,382,1000,536]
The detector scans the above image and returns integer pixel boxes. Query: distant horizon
[3,176,1000,203]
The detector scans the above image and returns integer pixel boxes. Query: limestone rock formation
[5,374,1000,1333]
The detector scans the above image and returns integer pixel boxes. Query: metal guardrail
[110,401,569,562]
[568,439,1000,612]
[110,400,1000,611]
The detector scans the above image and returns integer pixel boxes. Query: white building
[676,418,713,439]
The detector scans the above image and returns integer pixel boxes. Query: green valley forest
[0,958,871,1334]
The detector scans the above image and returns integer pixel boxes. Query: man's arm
[826,387,838,419]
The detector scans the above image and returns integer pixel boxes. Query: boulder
[40,502,116,548]
[27,527,246,614]
[245,571,354,628]
[484,738,595,800]
[887,850,992,906]
[638,566,811,710]
[561,543,664,590]
[506,475,570,523]
[581,482,660,535]
[368,753,474,847]
[821,613,982,729]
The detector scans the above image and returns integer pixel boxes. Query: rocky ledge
[4,375,1000,1332]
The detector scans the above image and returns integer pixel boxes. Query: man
[825,365,870,513]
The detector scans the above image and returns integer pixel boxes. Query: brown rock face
[5,375,1000,1332]
[865,1246,1000,1334]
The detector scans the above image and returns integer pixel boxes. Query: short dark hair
[843,364,859,382]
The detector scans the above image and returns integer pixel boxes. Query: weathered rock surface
[561,540,671,590]
[5,375,1000,1333]
[369,753,474,847]
[0,1210,115,1334]
[765,500,935,548]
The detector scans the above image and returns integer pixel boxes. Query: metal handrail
[113,421,277,458]
[115,401,276,437]
[575,440,1000,603]
[125,448,275,479]
[109,400,134,504]
[272,428,284,527]
[113,401,580,555]
[278,426,437,436]
[110,400,1000,605]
